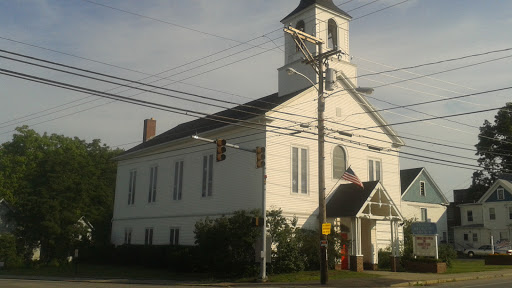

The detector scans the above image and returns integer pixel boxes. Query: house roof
[400,168,423,195]
[281,0,352,22]
[120,89,305,157]
[326,181,379,218]
[477,179,512,204]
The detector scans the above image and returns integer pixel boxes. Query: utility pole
[284,26,343,285]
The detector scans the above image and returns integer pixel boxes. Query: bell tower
[278,0,354,96]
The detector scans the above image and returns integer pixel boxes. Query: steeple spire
[282,0,351,22]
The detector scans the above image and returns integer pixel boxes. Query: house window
[489,207,496,220]
[420,181,426,197]
[128,170,137,205]
[201,155,213,197]
[500,232,508,241]
[368,159,382,182]
[292,146,308,194]
[148,166,158,203]
[421,208,428,222]
[124,228,132,244]
[173,161,184,200]
[509,207,512,219]
[464,233,468,241]
[472,233,478,242]
[498,188,505,200]
[333,146,347,179]
[145,228,154,245]
[442,232,447,242]
[170,228,180,245]
[467,210,473,222]
[327,19,338,50]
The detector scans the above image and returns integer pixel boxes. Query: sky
[1,0,511,200]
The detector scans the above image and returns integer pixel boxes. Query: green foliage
[401,219,414,261]
[0,126,122,263]
[378,248,392,269]
[267,209,345,273]
[473,102,512,196]
[266,209,304,274]
[438,244,457,267]
[0,234,22,268]
[194,209,260,276]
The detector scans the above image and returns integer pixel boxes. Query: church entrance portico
[327,181,403,271]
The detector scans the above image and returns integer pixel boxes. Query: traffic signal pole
[191,135,267,281]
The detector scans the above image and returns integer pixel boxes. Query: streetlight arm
[286,68,319,91]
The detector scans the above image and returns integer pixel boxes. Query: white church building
[111,0,405,271]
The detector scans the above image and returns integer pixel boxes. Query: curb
[390,271,512,287]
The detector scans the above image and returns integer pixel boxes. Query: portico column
[350,217,364,272]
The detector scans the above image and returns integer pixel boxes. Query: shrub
[378,249,392,269]
[194,209,260,276]
[0,234,22,269]
[438,244,457,267]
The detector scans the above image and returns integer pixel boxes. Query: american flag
[342,167,364,189]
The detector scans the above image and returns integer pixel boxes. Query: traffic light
[216,139,226,161]
[256,146,265,168]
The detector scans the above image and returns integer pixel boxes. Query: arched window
[327,19,338,50]
[296,20,305,32]
[295,20,305,52]
[333,146,347,179]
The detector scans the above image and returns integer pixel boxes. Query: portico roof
[326,181,403,221]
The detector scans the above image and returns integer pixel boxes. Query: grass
[447,259,512,274]
[267,269,379,282]
[0,264,380,283]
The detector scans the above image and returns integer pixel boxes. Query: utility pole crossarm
[284,26,324,44]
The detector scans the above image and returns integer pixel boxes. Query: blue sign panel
[411,222,437,235]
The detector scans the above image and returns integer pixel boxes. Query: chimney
[143,118,156,142]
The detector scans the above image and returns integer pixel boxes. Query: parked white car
[465,245,512,257]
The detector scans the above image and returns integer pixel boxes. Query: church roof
[121,89,306,156]
[282,0,352,22]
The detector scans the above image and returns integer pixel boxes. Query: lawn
[447,259,512,274]
[267,269,379,282]
[0,264,379,283]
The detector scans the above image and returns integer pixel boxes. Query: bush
[438,244,457,267]
[194,209,260,276]
[378,249,392,269]
[0,234,22,268]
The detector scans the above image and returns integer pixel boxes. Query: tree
[0,126,122,262]
[472,102,512,199]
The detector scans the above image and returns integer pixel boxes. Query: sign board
[322,223,331,235]
[411,222,437,235]
[413,235,438,258]
[320,240,328,247]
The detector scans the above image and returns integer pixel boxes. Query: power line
[2,67,507,173]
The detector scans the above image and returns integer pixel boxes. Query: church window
[333,146,347,179]
[295,20,305,52]
[327,19,338,50]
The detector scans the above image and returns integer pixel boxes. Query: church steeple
[278,0,354,96]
